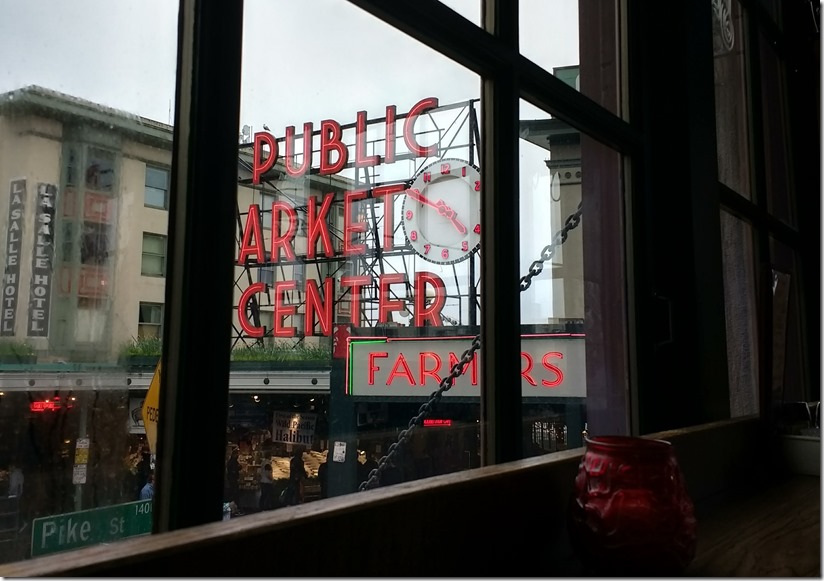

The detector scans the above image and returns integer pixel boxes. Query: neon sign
[423,419,452,427]
[237,97,461,338]
[346,334,588,398]
[30,397,74,413]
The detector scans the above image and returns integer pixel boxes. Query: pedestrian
[140,471,155,500]
[381,457,403,487]
[134,443,151,499]
[358,451,379,489]
[7,462,23,497]
[259,463,274,511]
[317,454,330,499]
[226,448,241,504]
[283,447,307,506]
[6,461,26,533]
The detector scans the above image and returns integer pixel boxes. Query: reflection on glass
[713,0,752,198]
[519,102,586,455]
[760,33,795,226]
[720,211,759,417]
[520,0,580,80]
[520,1,622,117]
[224,1,483,517]
[770,237,805,405]
[518,99,628,449]
[0,1,178,563]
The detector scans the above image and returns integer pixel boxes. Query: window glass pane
[145,167,168,209]
[770,237,807,406]
[759,32,795,226]
[145,167,168,190]
[518,99,629,449]
[85,148,116,193]
[0,0,177,562]
[138,303,163,339]
[144,187,167,209]
[141,255,165,277]
[720,211,759,417]
[520,1,623,117]
[759,0,781,28]
[142,234,165,256]
[714,0,752,198]
[229,0,481,516]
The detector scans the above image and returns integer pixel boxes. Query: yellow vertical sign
[141,361,161,455]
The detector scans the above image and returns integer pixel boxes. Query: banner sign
[346,334,586,398]
[2,179,25,336]
[128,397,146,434]
[27,183,57,337]
[272,410,317,446]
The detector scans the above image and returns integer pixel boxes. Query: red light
[30,399,73,413]
[423,419,451,427]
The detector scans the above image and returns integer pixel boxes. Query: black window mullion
[479,0,522,465]
[156,0,244,532]
[742,5,776,431]
[519,61,642,156]
[349,0,639,155]
[346,0,504,77]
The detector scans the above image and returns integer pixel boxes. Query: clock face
[401,158,481,265]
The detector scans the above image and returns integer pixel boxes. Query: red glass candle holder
[568,436,697,575]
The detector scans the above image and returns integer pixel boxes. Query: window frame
[141,232,167,277]
[138,302,164,338]
[145,165,171,210]
[153,0,816,537]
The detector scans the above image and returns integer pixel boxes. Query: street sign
[72,437,90,484]
[71,465,87,485]
[141,361,161,454]
[31,499,152,557]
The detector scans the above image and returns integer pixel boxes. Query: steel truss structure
[232,99,482,349]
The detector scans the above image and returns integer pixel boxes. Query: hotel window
[258,251,274,285]
[85,147,116,193]
[292,262,305,285]
[145,166,170,209]
[141,233,167,277]
[138,302,164,338]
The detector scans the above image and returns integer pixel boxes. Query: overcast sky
[0,0,577,125]
[0,0,580,323]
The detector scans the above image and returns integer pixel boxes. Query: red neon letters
[251,98,439,183]
[364,350,565,389]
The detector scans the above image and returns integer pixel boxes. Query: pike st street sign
[31,499,152,556]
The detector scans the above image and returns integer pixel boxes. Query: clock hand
[405,188,440,209]
[406,189,469,236]
[435,200,468,235]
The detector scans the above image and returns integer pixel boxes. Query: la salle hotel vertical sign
[1,179,25,336]
[28,183,57,337]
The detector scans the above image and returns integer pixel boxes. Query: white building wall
[0,115,64,348]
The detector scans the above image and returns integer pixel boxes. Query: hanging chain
[520,200,583,292]
[358,200,583,491]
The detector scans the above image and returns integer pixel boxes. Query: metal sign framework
[231,99,482,350]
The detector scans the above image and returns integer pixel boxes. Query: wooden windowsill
[0,417,818,576]
[687,474,821,576]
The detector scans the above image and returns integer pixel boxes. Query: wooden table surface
[687,475,821,576]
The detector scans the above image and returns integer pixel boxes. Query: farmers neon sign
[346,334,588,398]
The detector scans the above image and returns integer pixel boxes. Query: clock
[401,158,481,265]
